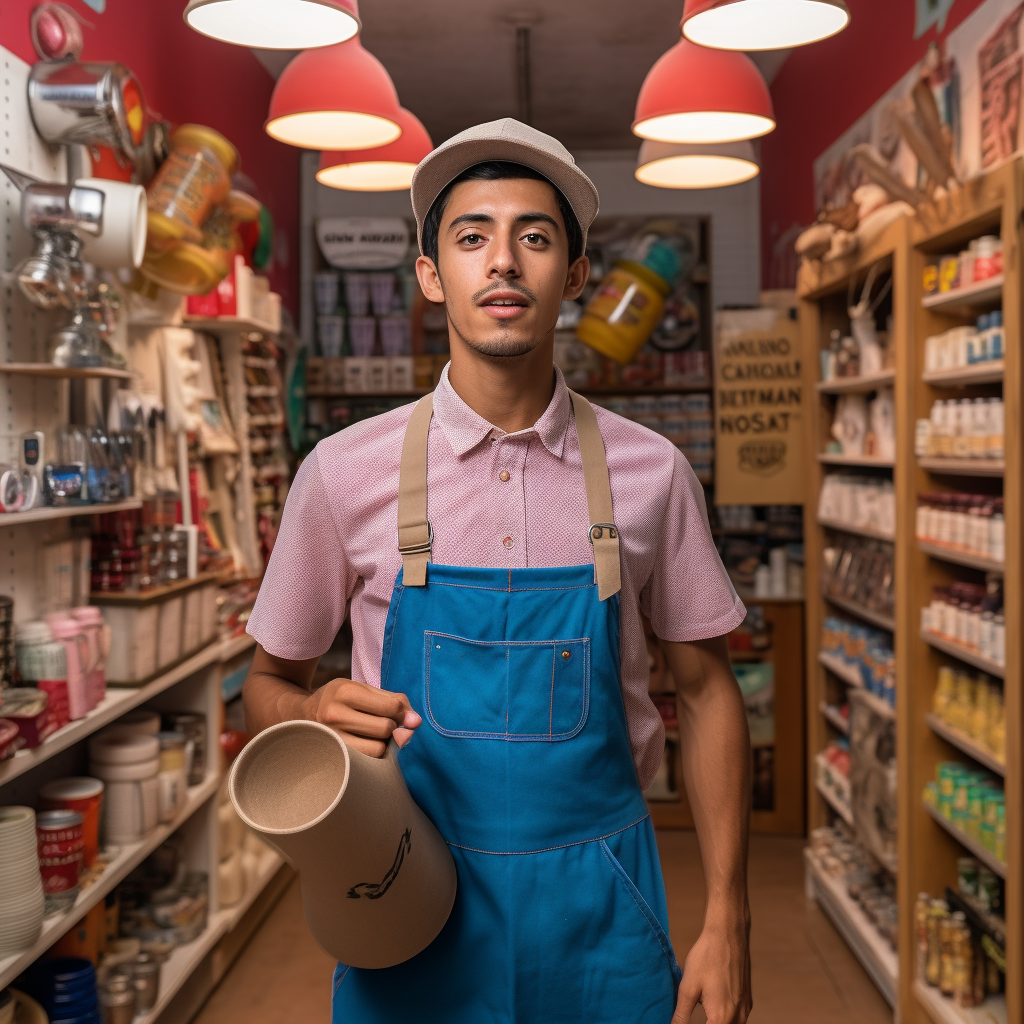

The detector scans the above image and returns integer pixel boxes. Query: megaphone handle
[385,735,402,763]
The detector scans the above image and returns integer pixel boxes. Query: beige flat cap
[410,117,599,253]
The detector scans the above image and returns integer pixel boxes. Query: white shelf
[923,361,1004,387]
[183,315,278,336]
[0,499,142,528]
[913,979,1006,1024]
[925,713,1005,776]
[818,516,895,542]
[820,701,849,735]
[819,650,865,687]
[816,776,854,826]
[922,275,1004,311]
[823,592,896,631]
[0,773,220,991]
[917,540,1004,574]
[818,452,895,468]
[0,363,133,380]
[816,370,896,394]
[917,457,1004,477]
[222,847,286,931]
[804,849,897,1007]
[920,630,1005,679]
[923,801,1005,878]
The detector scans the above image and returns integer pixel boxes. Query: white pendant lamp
[636,140,760,189]
[184,0,360,50]
[681,0,850,51]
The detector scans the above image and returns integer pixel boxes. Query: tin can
[36,808,84,893]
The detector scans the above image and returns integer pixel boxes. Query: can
[36,808,84,893]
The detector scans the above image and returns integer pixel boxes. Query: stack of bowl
[0,806,45,957]
[88,734,159,845]
[28,959,99,1024]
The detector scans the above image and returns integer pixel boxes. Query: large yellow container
[576,259,672,364]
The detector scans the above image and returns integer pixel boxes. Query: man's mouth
[479,292,530,319]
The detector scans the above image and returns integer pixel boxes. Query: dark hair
[421,160,583,266]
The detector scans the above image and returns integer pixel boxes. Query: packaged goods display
[921,576,1005,666]
[819,475,895,537]
[821,537,895,622]
[916,398,1004,460]
[809,825,898,951]
[819,264,894,382]
[922,235,1004,295]
[821,618,896,708]
[915,492,1005,562]
[816,739,851,813]
[932,665,1005,763]
[826,389,896,460]
[923,762,1006,864]
[924,312,1004,371]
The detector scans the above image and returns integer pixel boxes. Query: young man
[244,119,752,1024]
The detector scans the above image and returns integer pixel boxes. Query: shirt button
[503,536,515,550]
[499,470,510,482]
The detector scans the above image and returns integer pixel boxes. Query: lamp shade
[317,108,433,190]
[632,37,774,144]
[636,140,760,189]
[266,36,403,150]
[682,0,850,51]
[184,0,360,49]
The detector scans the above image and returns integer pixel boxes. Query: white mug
[76,177,147,269]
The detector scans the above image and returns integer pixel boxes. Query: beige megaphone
[228,720,457,969]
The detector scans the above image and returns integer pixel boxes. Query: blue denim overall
[331,393,681,1023]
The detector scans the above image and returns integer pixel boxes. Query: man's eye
[462,233,483,244]
[524,233,546,244]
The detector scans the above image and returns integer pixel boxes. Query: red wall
[0,0,299,314]
[762,0,990,288]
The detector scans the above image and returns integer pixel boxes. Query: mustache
[472,282,537,304]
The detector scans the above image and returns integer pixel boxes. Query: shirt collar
[432,361,572,459]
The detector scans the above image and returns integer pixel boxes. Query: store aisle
[195,833,891,1024]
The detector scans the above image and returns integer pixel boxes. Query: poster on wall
[713,306,804,506]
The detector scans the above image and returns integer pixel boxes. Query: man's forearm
[242,646,321,735]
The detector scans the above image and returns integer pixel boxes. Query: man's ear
[416,255,445,304]
[562,255,590,302]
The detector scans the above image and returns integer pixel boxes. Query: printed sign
[714,307,804,506]
[316,217,411,269]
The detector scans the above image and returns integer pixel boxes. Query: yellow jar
[576,260,671,365]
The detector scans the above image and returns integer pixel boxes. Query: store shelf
[914,979,1007,1024]
[0,363,133,380]
[816,370,896,394]
[822,592,896,631]
[183,315,278,336]
[923,361,1005,387]
[220,633,256,663]
[0,637,236,787]
[222,846,286,931]
[819,650,865,687]
[818,452,895,468]
[0,499,142,527]
[816,776,854,826]
[923,801,1006,878]
[818,516,895,542]
[922,275,1004,311]
[804,849,898,1007]
[918,540,1005,574]
[917,457,1004,477]
[90,572,223,606]
[925,713,1005,776]
[820,701,850,735]
[853,686,897,722]
[0,773,220,991]
[920,630,1005,678]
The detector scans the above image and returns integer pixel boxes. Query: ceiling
[252,1,789,152]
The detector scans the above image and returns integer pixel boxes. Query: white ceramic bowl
[89,733,159,765]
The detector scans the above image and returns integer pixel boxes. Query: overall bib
[331,392,682,1023]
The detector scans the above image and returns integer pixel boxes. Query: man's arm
[242,644,421,756]
[662,634,752,1024]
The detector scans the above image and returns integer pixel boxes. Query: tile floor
[194,833,893,1023]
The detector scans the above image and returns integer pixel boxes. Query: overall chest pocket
[424,632,590,740]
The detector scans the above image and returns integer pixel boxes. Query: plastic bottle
[987,398,1004,459]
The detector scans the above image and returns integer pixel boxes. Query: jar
[44,613,91,720]
[99,975,135,1024]
[991,612,1005,664]
[132,953,160,1013]
[973,235,1002,280]
[933,666,955,718]
[146,125,238,248]
[987,397,1004,459]
[970,398,989,459]
[71,606,109,708]
[39,776,104,869]
[157,731,188,823]
[165,711,206,786]
[951,494,970,550]
[989,500,1005,562]
[36,808,84,893]
[15,620,70,732]
[953,399,972,458]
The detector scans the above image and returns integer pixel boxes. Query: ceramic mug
[76,177,147,270]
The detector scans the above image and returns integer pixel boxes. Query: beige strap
[397,394,435,586]
[569,391,621,601]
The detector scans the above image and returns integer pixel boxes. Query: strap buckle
[588,522,618,544]
[398,521,433,556]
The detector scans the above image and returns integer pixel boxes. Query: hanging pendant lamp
[317,108,432,191]
[682,0,850,51]
[184,0,360,50]
[266,36,403,150]
[633,37,774,144]
[636,140,759,189]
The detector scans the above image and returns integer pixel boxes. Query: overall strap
[397,393,435,586]
[568,391,621,601]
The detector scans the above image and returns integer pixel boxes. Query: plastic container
[45,615,91,720]
[38,778,104,869]
[70,607,108,709]
[35,809,84,894]
[157,732,188,823]
[101,604,159,685]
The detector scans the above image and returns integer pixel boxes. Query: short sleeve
[641,449,746,642]
[246,448,354,660]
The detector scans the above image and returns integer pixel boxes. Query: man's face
[415,177,589,359]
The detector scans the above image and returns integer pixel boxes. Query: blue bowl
[40,958,95,984]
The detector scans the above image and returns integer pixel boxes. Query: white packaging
[769,547,788,597]
[157,596,184,669]
[200,583,219,644]
[987,398,1004,459]
[102,604,159,684]
[366,356,389,392]
[388,356,414,392]
[344,357,369,394]
[182,586,203,655]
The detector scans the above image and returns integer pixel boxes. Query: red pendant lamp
[632,37,774,144]
[184,0,360,50]
[266,36,403,150]
[682,0,850,51]
[636,140,759,189]
[317,108,432,191]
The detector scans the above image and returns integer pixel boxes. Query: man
[244,118,752,1024]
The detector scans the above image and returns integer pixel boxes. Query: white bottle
[987,398,1004,459]
[990,508,1005,562]
[970,398,989,459]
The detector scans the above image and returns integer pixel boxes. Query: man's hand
[671,915,751,1024]
[306,678,422,758]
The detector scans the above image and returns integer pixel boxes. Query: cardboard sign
[316,217,411,269]
[714,307,804,506]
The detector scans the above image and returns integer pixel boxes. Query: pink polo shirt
[247,364,744,790]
